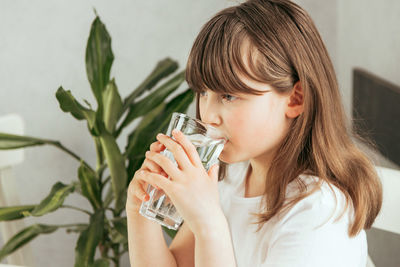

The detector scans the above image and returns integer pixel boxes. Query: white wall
[295,0,400,123]
[337,0,400,116]
[293,0,338,71]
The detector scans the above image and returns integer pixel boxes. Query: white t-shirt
[218,160,367,267]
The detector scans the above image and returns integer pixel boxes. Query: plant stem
[114,125,123,139]
[47,140,95,172]
[61,205,92,215]
[98,162,108,176]
[111,244,120,267]
[105,215,123,223]
[54,223,88,228]
[102,176,111,187]
[99,241,109,259]
[93,137,105,176]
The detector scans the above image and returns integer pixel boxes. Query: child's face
[199,77,292,165]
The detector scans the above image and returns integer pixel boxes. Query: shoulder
[265,176,366,266]
[279,175,352,230]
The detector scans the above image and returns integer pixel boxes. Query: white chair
[366,166,400,267]
[0,114,33,266]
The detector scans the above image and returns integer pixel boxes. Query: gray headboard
[352,68,400,166]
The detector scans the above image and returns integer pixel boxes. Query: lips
[218,137,228,144]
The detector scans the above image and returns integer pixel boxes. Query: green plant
[0,15,194,266]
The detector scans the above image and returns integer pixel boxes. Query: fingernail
[172,129,180,136]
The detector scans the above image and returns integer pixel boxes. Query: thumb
[208,164,220,182]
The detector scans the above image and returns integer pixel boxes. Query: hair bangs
[185,12,270,97]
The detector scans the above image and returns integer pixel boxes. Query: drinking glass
[139,112,227,230]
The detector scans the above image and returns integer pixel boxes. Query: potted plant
[0,14,194,267]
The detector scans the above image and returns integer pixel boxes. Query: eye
[199,90,207,97]
[198,90,238,103]
[221,94,238,102]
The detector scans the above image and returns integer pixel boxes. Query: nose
[200,96,221,128]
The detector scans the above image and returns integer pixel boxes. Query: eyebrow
[203,89,244,97]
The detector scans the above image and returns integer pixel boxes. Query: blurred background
[0,0,399,266]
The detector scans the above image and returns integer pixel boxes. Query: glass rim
[172,112,227,142]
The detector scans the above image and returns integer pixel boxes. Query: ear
[285,81,304,118]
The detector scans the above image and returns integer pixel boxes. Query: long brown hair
[185,0,382,237]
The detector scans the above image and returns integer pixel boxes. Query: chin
[218,153,228,164]
[218,145,251,165]
[218,151,235,165]
[219,140,245,164]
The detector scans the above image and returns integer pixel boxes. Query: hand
[126,140,169,213]
[138,129,223,235]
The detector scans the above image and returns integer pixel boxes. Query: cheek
[227,99,288,152]
[226,109,250,139]
[224,107,261,151]
[254,101,290,151]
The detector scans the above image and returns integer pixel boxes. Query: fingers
[156,131,201,170]
[135,169,172,193]
[150,140,165,153]
[127,168,165,208]
[138,180,151,201]
[145,150,182,181]
[128,172,153,203]
[144,141,168,177]
[126,141,169,212]
[143,157,168,177]
[171,130,203,167]
[126,178,149,212]
[172,130,203,167]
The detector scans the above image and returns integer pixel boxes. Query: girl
[126,0,382,266]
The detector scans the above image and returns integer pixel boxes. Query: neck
[244,155,273,197]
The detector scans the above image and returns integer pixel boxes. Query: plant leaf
[55,87,100,135]
[122,58,179,111]
[78,162,102,210]
[110,217,127,243]
[125,103,165,160]
[126,89,194,180]
[86,16,114,109]
[118,70,185,133]
[109,228,125,244]
[92,259,110,267]
[102,78,123,133]
[29,182,75,217]
[0,132,48,150]
[72,180,83,195]
[99,132,127,213]
[0,224,58,261]
[103,186,113,209]
[65,224,89,234]
[74,210,104,267]
[0,205,36,221]
[93,136,105,170]
[162,225,178,240]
